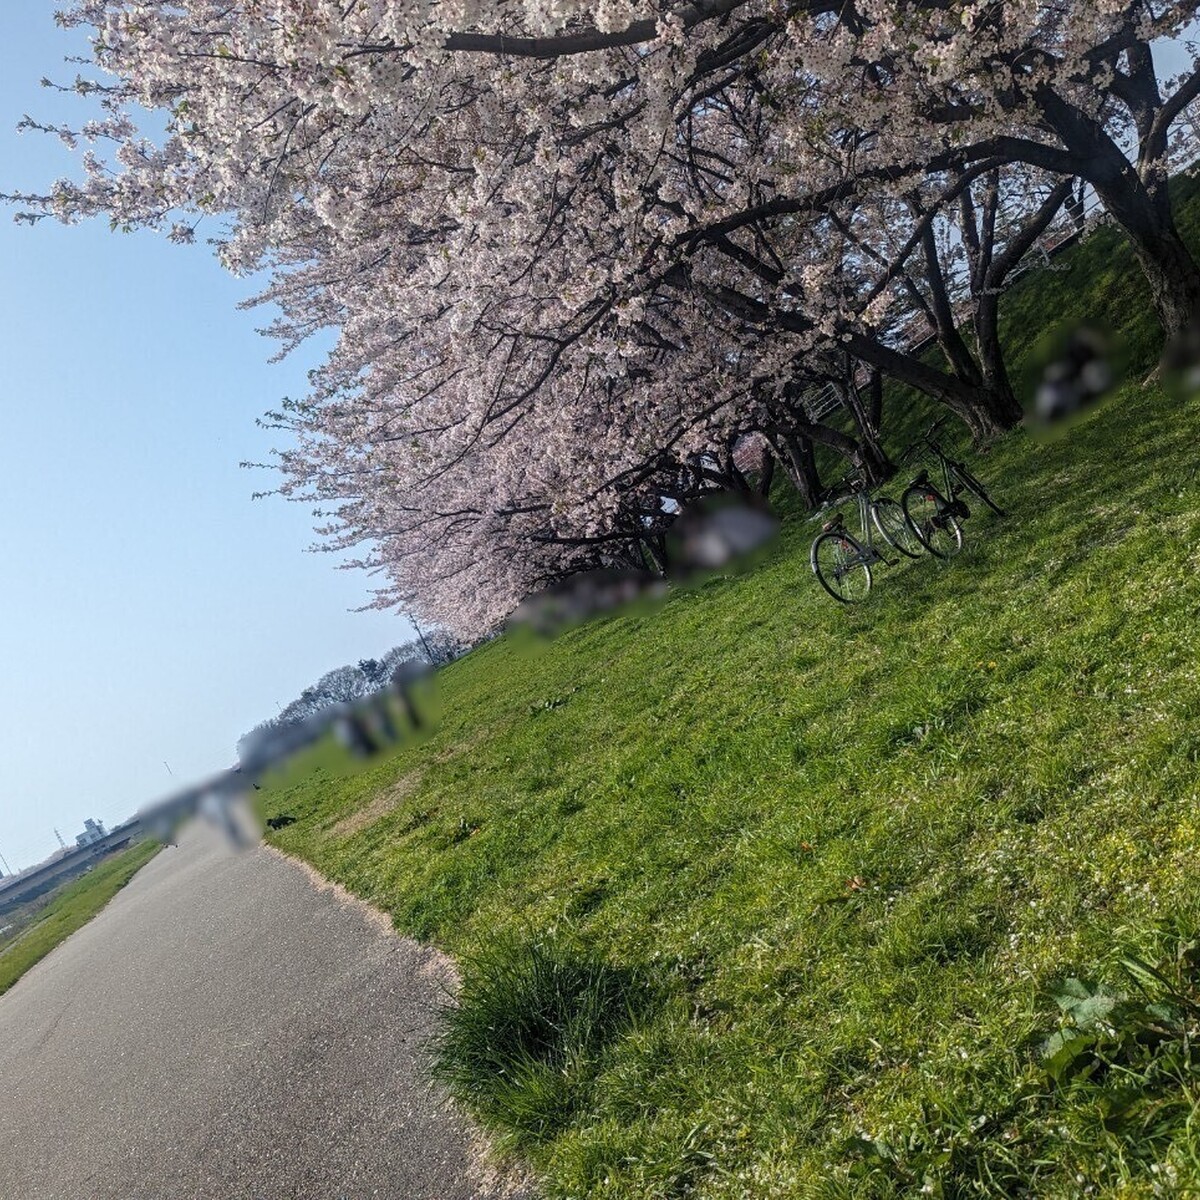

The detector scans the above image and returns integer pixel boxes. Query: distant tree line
[236,633,462,760]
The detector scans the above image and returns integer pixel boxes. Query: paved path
[0,823,531,1200]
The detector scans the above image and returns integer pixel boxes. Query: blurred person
[507,567,663,638]
[199,790,256,849]
[367,691,398,745]
[668,495,780,576]
[1034,325,1113,424]
[1161,308,1200,399]
[389,658,430,732]
[333,710,379,758]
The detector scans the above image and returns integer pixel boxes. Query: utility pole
[0,844,11,876]
[54,828,67,851]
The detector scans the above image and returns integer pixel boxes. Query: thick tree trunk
[962,174,1070,430]
[916,217,983,386]
[724,434,756,497]
[642,535,667,575]
[777,408,895,490]
[756,444,776,500]
[1105,198,1200,341]
[845,331,1020,443]
[773,431,823,509]
[856,436,895,488]
[864,369,884,431]
[973,292,1024,428]
[1086,167,1200,340]
[842,363,896,486]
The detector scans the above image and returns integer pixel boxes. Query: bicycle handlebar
[897,414,949,464]
[810,472,864,519]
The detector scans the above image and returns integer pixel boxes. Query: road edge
[260,843,539,1200]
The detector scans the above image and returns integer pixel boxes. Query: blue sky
[0,14,414,871]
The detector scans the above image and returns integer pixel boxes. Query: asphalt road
[0,822,532,1200]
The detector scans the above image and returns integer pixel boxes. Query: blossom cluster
[12,0,1200,633]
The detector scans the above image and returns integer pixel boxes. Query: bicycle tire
[870,497,924,559]
[811,531,873,602]
[952,462,1007,517]
[901,486,964,559]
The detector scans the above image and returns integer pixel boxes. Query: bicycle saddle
[821,513,844,532]
[908,468,929,487]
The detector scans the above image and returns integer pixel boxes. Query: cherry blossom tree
[655,0,1200,338]
[10,0,1200,632]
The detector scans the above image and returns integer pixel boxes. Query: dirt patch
[326,770,425,840]
[467,1132,540,1200]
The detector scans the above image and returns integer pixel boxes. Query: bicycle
[810,474,924,603]
[899,416,1007,558]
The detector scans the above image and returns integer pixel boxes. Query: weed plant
[433,936,655,1151]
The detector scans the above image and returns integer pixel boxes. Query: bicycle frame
[918,427,1007,519]
[907,434,972,519]
[819,489,895,567]
[850,491,879,555]
[927,437,967,503]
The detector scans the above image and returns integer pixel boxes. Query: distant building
[75,818,107,848]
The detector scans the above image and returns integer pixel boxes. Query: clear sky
[0,14,415,872]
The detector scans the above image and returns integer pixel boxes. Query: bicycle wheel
[902,486,964,558]
[811,532,873,602]
[870,497,924,559]
[952,463,1007,517]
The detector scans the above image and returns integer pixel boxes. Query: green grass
[433,935,657,1153]
[260,378,1200,1198]
[255,188,1200,1197]
[0,839,162,997]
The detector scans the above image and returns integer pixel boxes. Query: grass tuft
[433,936,655,1150]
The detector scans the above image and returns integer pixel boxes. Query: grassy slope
[780,171,1200,504]
[260,189,1200,1198]
[997,172,1200,398]
[0,839,161,997]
